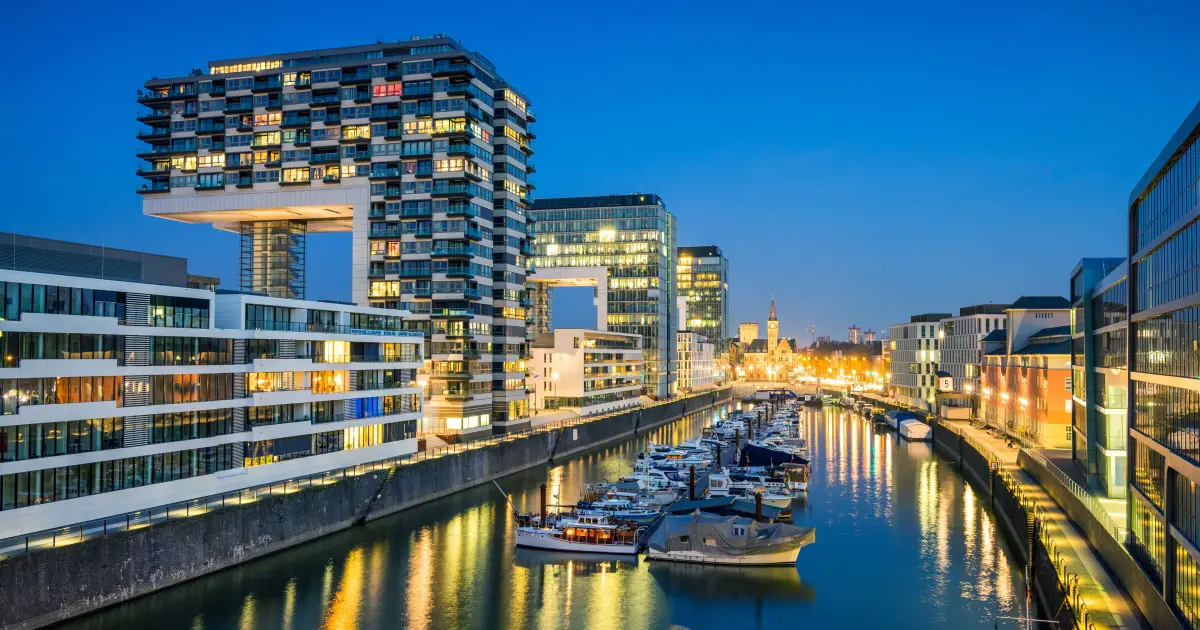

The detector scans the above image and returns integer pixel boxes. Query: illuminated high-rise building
[530,194,677,398]
[1127,101,1200,619]
[135,36,535,437]
[677,246,728,344]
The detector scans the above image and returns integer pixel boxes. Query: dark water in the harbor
[61,406,1029,630]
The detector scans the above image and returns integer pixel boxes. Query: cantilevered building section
[135,36,536,436]
[530,194,678,399]
[678,246,729,344]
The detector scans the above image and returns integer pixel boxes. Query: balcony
[464,225,483,240]
[136,181,171,195]
[137,128,170,141]
[370,109,402,122]
[444,267,473,278]
[431,184,474,199]
[135,144,172,159]
[137,89,174,103]
[194,123,226,136]
[194,181,225,191]
[410,287,432,298]
[310,153,340,164]
[322,174,341,184]
[432,308,475,319]
[224,100,253,114]
[367,166,400,178]
[281,117,311,129]
[137,110,170,124]
[251,77,282,93]
[400,268,432,278]
[432,62,476,78]
[339,69,373,85]
[401,206,432,218]
[432,244,474,258]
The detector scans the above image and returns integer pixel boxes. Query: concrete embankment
[0,387,731,630]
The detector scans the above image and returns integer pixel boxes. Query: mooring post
[539,483,547,528]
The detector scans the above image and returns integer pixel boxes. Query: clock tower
[767,297,779,352]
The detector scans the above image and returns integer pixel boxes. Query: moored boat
[516,512,641,555]
[646,512,815,566]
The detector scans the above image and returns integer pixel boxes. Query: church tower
[767,297,779,353]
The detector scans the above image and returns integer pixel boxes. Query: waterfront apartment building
[529,329,642,417]
[677,246,728,344]
[1126,101,1200,625]
[938,304,1009,402]
[1068,258,1127,499]
[978,297,1072,448]
[0,245,422,538]
[677,331,715,393]
[530,194,677,399]
[888,314,950,411]
[135,37,534,437]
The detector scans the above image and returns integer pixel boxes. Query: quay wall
[0,388,731,630]
[1018,451,1181,630]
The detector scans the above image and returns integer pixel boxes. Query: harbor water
[62,405,1028,629]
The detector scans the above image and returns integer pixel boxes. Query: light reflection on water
[62,405,1024,630]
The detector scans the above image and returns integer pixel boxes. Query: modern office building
[1068,258,1127,499]
[979,298,1072,449]
[888,314,950,411]
[1126,102,1200,624]
[529,194,677,399]
[528,329,642,417]
[739,323,759,345]
[135,36,534,436]
[677,331,715,393]
[938,304,1009,402]
[677,246,728,344]
[847,325,862,344]
[0,240,423,538]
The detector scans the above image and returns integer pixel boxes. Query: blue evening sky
[2,1,1198,341]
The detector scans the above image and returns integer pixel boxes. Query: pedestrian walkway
[944,420,1142,630]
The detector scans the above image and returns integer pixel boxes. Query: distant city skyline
[5,1,1199,337]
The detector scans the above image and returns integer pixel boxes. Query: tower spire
[769,294,777,321]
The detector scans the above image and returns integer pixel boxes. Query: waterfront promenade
[940,419,1142,630]
[858,392,1146,629]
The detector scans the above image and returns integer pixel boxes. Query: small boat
[516,512,641,555]
[899,419,932,442]
[646,512,815,566]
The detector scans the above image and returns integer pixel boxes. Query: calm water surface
[63,406,1028,629]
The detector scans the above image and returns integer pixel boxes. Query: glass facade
[531,195,678,398]
[677,246,729,344]
[1129,107,1200,624]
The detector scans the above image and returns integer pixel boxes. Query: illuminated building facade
[742,299,800,380]
[937,304,1008,399]
[1126,102,1200,624]
[739,323,759,345]
[677,246,728,344]
[677,330,715,392]
[888,313,949,410]
[135,36,535,436]
[0,236,422,539]
[529,329,642,417]
[530,194,678,399]
[847,325,861,344]
[1068,258,1127,499]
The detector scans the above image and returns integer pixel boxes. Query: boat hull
[646,546,801,566]
[516,528,638,555]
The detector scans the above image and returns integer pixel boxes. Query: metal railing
[1022,448,1126,542]
[0,388,730,562]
